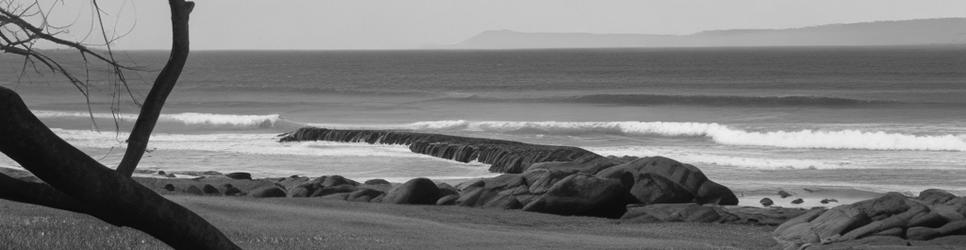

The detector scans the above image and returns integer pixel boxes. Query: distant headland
[444,18,966,49]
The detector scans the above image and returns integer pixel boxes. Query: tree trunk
[0,86,240,249]
[0,0,240,249]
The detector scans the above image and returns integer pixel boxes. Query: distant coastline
[442,18,966,49]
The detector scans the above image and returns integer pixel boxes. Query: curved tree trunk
[0,86,240,249]
[0,0,240,249]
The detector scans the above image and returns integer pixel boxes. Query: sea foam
[33,110,280,128]
[401,120,966,152]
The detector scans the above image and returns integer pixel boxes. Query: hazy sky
[37,0,966,50]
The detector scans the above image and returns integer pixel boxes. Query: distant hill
[448,18,966,49]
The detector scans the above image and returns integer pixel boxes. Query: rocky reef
[774,189,966,249]
[278,127,604,173]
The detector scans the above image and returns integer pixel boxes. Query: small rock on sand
[791,198,804,204]
[778,190,792,198]
[760,198,774,207]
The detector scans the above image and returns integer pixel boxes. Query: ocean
[2,46,965,199]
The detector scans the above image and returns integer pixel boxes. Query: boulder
[456,174,528,207]
[772,192,966,248]
[250,186,286,198]
[778,190,792,198]
[202,184,220,195]
[320,175,359,187]
[225,172,253,180]
[436,194,458,206]
[523,168,573,194]
[224,184,243,196]
[595,156,737,205]
[760,198,774,207]
[163,184,176,191]
[628,173,693,205]
[821,198,838,204]
[364,179,391,185]
[310,184,357,197]
[522,173,627,218]
[525,155,618,174]
[719,206,814,226]
[621,203,724,223]
[791,198,804,204]
[289,175,360,198]
[347,188,384,202]
[919,189,957,205]
[437,183,459,197]
[384,178,441,205]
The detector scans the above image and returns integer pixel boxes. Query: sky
[28,0,966,50]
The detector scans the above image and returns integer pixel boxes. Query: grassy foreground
[0,195,778,249]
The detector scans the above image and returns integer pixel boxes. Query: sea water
[2,46,965,195]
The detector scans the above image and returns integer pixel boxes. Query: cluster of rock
[774,189,966,249]
[147,155,742,221]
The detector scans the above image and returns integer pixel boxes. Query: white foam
[49,128,430,158]
[33,110,280,128]
[400,120,966,152]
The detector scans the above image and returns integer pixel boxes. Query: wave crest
[33,110,280,128]
[402,120,966,152]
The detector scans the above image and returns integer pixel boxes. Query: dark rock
[821,198,839,204]
[595,156,737,205]
[791,198,804,204]
[185,185,203,195]
[224,184,243,196]
[719,206,814,226]
[907,220,966,240]
[384,178,441,205]
[760,198,774,207]
[250,186,286,198]
[310,184,357,197]
[202,184,220,195]
[436,194,458,205]
[523,168,574,194]
[919,189,957,205]
[225,172,253,180]
[288,175,360,198]
[347,188,384,202]
[525,156,619,174]
[455,174,529,207]
[522,173,626,218]
[364,179,391,185]
[629,173,694,205]
[778,190,792,198]
[437,183,459,197]
[621,203,724,223]
[320,175,359,187]
[163,184,176,191]
[773,192,953,248]
[289,185,312,198]
[278,127,602,173]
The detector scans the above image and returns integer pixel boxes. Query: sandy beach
[1,195,778,249]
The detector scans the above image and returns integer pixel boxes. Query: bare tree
[0,0,240,249]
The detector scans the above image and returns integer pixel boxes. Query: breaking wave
[33,110,281,129]
[404,120,966,152]
[434,94,904,107]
